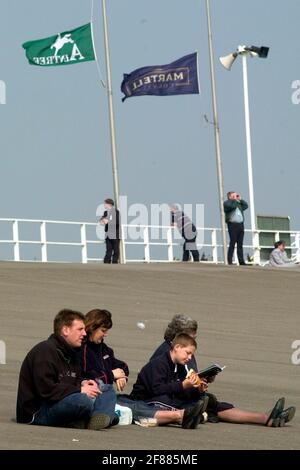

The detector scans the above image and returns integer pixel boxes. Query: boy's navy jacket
[78,340,129,384]
[130,351,203,405]
[150,340,198,379]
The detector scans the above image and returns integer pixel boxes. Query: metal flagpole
[101,0,125,264]
[205,0,228,265]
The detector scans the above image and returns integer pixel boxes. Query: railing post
[211,229,218,263]
[294,232,300,263]
[121,224,126,264]
[13,220,20,261]
[80,224,88,264]
[167,227,174,262]
[40,221,48,262]
[143,226,150,263]
[274,231,280,242]
[252,230,260,265]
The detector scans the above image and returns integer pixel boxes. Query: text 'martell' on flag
[22,23,95,67]
[121,52,200,101]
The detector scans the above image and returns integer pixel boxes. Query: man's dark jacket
[16,334,82,423]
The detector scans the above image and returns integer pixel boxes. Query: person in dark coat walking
[100,198,120,264]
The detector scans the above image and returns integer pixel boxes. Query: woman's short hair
[84,309,113,335]
[164,314,198,342]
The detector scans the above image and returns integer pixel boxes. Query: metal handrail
[1,217,300,264]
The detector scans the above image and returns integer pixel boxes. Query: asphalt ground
[0,261,299,450]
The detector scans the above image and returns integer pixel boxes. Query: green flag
[22,23,95,67]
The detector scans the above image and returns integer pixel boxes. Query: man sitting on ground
[16,309,116,430]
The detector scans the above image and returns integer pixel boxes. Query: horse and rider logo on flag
[22,23,95,67]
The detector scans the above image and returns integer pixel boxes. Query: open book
[198,363,226,379]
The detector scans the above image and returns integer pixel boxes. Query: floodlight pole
[241,52,258,262]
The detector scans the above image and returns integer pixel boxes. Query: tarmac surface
[0,261,299,450]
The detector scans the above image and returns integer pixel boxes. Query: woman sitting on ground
[78,308,129,426]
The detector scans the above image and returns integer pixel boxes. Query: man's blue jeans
[33,384,116,427]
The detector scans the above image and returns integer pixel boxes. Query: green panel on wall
[257,215,291,261]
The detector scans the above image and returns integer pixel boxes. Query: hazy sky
[1,0,299,232]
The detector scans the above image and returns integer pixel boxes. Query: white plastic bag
[115,404,133,425]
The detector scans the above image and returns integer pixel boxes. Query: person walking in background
[100,198,120,264]
[223,191,248,265]
[170,205,199,262]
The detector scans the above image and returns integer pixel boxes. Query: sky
[1,0,300,235]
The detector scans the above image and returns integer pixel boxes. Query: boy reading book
[123,334,209,427]
[130,334,208,408]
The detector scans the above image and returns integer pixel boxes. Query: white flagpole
[101,0,124,264]
[205,0,228,265]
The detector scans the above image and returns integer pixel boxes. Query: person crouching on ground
[16,309,114,430]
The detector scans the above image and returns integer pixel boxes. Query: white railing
[1,217,300,265]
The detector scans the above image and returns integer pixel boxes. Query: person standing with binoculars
[224,191,248,266]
